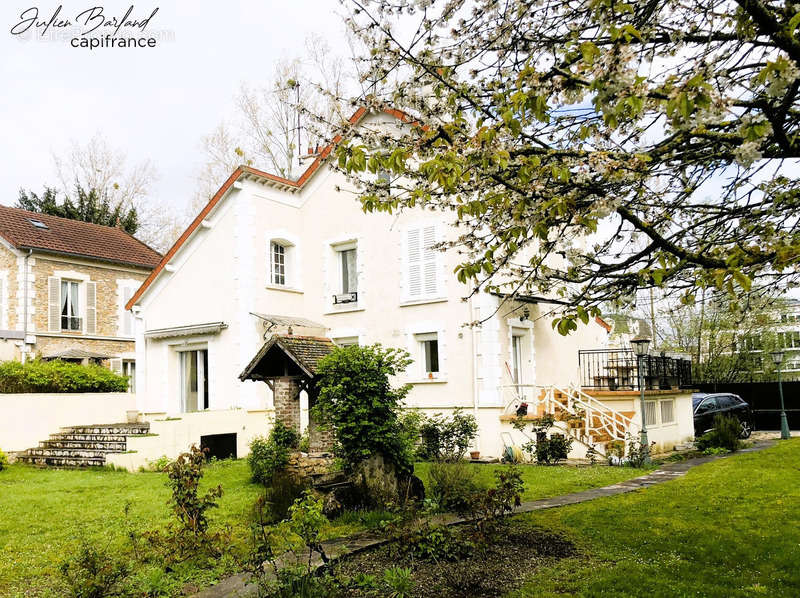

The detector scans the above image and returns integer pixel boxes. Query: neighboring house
[0,206,161,381]
[734,297,800,378]
[120,107,694,468]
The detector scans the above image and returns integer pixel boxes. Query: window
[121,286,135,337]
[123,360,136,393]
[180,349,208,412]
[333,336,359,347]
[28,218,48,229]
[339,248,357,294]
[61,280,81,331]
[511,334,523,384]
[695,397,717,415]
[660,399,675,424]
[644,400,658,427]
[406,225,439,299]
[415,332,439,377]
[271,242,286,285]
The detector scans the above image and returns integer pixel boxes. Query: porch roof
[239,334,336,382]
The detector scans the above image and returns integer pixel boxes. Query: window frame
[270,242,287,286]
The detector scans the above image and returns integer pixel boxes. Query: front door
[180,349,209,412]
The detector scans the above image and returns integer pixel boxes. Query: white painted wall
[0,392,135,452]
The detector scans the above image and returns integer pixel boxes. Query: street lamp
[630,335,651,461]
[770,350,791,440]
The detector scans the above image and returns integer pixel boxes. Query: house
[115,108,695,469]
[0,206,161,380]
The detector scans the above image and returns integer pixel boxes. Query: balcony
[578,349,692,391]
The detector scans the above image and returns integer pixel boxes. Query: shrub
[248,420,299,486]
[383,566,413,598]
[166,445,222,549]
[418,408,479,462]
[0,359,127,393]
[515,415,574,464]
[466,467,524,541]
[0,448,8,471]
[426,460,482,513]
[311,344,414,476]
[59,540,128,598]
[696,414,742,452]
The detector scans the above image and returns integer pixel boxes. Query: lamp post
[630,335,651,461]
[770,350,791,440]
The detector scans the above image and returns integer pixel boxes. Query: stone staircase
[16,423,151,467]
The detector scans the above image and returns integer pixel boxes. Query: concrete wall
[106,408,273,471]
[0,392,136,452]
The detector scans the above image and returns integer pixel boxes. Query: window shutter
[109,358,123,374]
[122,287,133,337]
[407,228,422,297]
[48,276,61,332]
[422,225,437,296]
[85,282,97,334]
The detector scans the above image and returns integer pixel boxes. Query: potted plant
[469,450,481,460]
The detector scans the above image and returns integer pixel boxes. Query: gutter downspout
[22,249,32,362]
[470,296,480,451]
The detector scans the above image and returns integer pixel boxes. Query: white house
[114,108,695,469]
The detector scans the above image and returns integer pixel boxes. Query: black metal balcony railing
[578,349,693,391]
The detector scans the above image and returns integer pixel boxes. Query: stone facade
[0,245,18,330]
[31,256,149,338]
[307,392,335,452]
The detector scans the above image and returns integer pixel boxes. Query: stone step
[16,454,106,467]
[61,423,149,435]
[40,439,127,451]
[25,447,110,458]
[51,433,130,442]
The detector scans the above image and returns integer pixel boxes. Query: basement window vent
[28,218,48,230]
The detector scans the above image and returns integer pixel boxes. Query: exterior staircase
[502,384,639,457]
[16,423,151,467]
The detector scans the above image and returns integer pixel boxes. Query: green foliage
[248,420,299,486]
[624,434,654,468]
[0,359,128,393]
[312,344,414,476]
[17,184,139,234]
[515,415,574,464]
[263,473,308,524]
[418,408,479,462]
[383,566,413,598]
[426,460,482,513]
[146,455,170,472]
[466,467,525,541]
[696,415,742,452]
[59,540,128,598]
[0,449,8,472]
[166,445,222,552]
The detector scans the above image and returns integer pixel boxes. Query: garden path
[192,440,776,598]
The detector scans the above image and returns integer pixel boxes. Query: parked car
[692,393,754,439]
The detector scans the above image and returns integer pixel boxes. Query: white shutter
[407,228,422,297]
[109,358,123,374]
[122,287,133,337]
[85,281,97,334]
[422,225,437,296]
[48,277,61,332]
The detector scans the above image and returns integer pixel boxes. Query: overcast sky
[0,0,351,214]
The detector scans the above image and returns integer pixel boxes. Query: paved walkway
[192,440,775,598]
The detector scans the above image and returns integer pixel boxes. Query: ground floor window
[179,348,208,412]
[123,360,136,393]
[415,332,439,378]
[644,400,658,427]
[660,399,675,424]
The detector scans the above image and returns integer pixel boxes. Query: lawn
[513,439,800,598]
[0,458,650,597]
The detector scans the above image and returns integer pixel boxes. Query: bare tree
[51,133,181,252]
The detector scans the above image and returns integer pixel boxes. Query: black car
[692,393,754,439]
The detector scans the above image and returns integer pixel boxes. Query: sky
[0,0,352,216]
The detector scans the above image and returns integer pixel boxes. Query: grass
[512,439,800,598]
[0,458,651,597]
[415,460,653,501]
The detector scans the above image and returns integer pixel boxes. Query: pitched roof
[127,106,416,310]
[239,334,336,381]
[0,206,161,269]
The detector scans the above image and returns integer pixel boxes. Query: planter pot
[470,451,481,460]
[126,410,140,424]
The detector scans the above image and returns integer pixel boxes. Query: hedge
[0,359,128,393]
